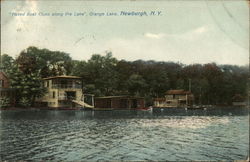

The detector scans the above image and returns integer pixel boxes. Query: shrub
[0,97,10,108]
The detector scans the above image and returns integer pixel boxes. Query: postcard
[0,0,249,161]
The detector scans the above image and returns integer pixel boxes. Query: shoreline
[0,106,248,111]
[0,107,80,111]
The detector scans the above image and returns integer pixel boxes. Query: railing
[52,84,81,89]
[58,96,76,100]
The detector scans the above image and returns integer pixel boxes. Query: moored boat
[136,106,153,111]
[186,105,207,110]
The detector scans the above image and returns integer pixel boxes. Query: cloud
[174,26,210,41]
[96,26,248,65]
[144,33,166,39]
[193,26,208,34]
[144,26,209,41]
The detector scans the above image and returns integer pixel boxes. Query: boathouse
[36,75,84,108]
[154,89,194,108]
[94,96,145,110]
[232,94,246,106]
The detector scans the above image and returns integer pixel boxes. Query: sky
[1,0,249,65]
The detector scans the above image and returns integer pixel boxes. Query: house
[0,71,15,107]
[154,89,194,108]
[36,75,84,108]
[232,94,246,106]
[153,97,166,107]
[0,71,10,88]
[94,96,145,110]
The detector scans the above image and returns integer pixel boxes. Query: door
[66,91,76,100]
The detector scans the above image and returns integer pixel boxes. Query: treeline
[1,46,248,106]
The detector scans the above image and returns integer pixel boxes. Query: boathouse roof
[43,75,82,80]
[95,96,144,99]
[232,94,245,102]
[166,89,192,95]
[154,98,166,101]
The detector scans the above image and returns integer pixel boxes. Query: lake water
[0,108,249,161]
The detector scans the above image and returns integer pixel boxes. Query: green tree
[202,63,224,104]
[9,63,46,107]
[127,74,147,96]
[142,62,169,97]
[0,97,10,108]
[0,54,14,74]
[74,52,119,96]
[18,46,73,78]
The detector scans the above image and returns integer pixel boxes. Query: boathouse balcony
[51,84,81,89]
[58,96,76,100]
[43,75,82,89]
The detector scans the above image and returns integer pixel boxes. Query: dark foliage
[1,46,248,107]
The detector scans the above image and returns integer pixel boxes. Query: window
[180,100,186,104]
[53,91,56,98]
[120,99,128,108]
[0,80,4,88]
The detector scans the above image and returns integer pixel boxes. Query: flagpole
[0,53,1,64]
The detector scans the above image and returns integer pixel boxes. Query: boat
[186,105,207,110]
[136,106,153,111]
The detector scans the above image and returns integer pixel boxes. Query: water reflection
[0,108,249,161]
[0,107,248,120]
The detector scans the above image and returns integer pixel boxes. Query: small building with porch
[232,94,246,106]
[154,89,194,108]
[36,75,84,108]
[94,96,145,110]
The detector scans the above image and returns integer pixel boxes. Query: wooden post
[0,52,1,62]
[189,79,191,92]
[82,94,85,108]
[186,94,188,107]
[92,94,94,107]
